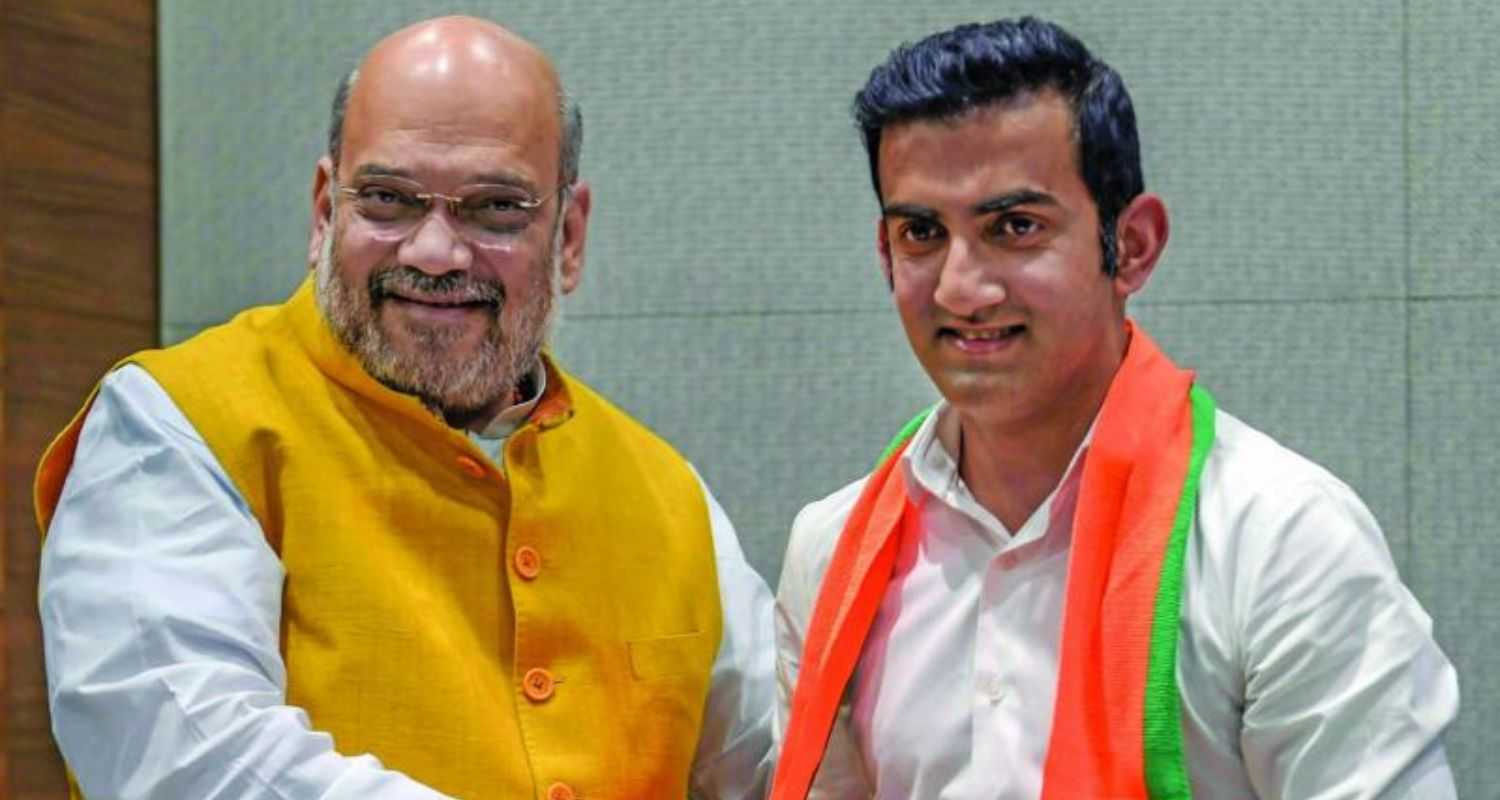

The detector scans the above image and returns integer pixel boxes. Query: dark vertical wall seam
[1401,0,1416,579]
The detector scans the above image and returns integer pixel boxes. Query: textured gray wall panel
[1121,0,1407,305]
[1410,299,1500,800]
[550,308,933,579]
[1409,0,1500,298]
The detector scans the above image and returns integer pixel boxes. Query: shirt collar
[901,401,1097,547]
[474,362,547,441]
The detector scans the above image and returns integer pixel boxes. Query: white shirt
[40,364,776,800]
[775,404,1460,799]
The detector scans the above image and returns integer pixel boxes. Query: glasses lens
[353,184,423,223]
[461,188,539,235]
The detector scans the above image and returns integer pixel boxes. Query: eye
[478,195,526,212]
[900,219,945,244]
[357,186,417,206]
[464,190,537,233]
[351,184,422,222]
[989,214,1043,241]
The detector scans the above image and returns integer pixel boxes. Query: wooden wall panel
[1,4,11,788]
[1,2,158,798]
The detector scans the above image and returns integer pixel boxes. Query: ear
[875,216,894,291]
[557,181,592,295]
[307,156,336,269]
[1111,192,1169,299]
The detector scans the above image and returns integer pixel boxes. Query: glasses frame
[334,177,566,242]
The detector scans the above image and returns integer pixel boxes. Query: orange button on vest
[514,546,541,579]
[523,668,556,702]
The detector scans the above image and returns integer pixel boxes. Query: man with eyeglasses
[772,17,1458,799]
[34,15,773,800]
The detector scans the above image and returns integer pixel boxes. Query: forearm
[47,663,449,800]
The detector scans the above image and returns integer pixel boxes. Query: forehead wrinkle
[379,123,530,149]
[346,115,550,190]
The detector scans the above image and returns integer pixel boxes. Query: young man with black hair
[772,17,1457,799]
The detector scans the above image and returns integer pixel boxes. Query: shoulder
[777,475,869,609]
[59,364,219,483]
[1197,408,1384,554]
[1191,407,1412,648]
[135,301,288,371]
[131,300,307,426]
[777,408,937,605]
[546,362,712,525]
[1201,409,1355,499]
[552,361,691,462]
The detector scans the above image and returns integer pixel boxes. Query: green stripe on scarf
[1142,385,1216,798]
[879,406,936,465]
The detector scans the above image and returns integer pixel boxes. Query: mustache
[369,266,505,307]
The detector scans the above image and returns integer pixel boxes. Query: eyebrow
[973,189,1059,215]
[882,189,1060,222]
[470,172,540,192]
[352,163,413,180]
[351,163,540,192]
[881,202,940,222]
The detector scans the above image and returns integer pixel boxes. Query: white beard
[313,200,566,421]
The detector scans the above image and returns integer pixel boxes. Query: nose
[397,210,474,276]
[932,236,1005,318]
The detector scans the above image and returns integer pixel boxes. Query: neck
[444,401,507,433]
[442,370,534,432]
[941,336,1127,532]
[941,403,1092,532]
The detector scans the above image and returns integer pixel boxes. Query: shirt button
[514,546,542,580]
[546,782,575,800]
[523,667,556,702]
[455,455,486,478]
[977,671,1007,705]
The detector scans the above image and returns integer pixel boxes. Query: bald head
[369,15,551,76]
[327,15,582,186]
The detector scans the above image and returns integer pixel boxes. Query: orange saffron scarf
[772,323,1215,799]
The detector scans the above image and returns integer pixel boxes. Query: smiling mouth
[401,297,492,308]
[942,323,1026,342]
[383,293,499,312]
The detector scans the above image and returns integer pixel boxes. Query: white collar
[475,362,548,441]
[900,402,1097,548]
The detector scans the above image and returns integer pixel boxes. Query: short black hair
[853,17,1143,274]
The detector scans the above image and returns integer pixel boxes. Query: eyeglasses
[336,177,562,243]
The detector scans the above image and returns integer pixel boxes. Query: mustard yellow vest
[36,279,723,799]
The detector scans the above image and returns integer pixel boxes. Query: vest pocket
[627,631,703,680]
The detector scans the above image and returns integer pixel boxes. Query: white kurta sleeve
[687,467,777,799]
[39,365,451,800]
[1235,477,1459,799]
